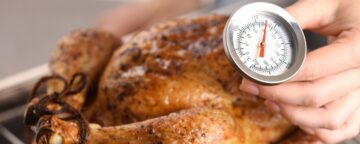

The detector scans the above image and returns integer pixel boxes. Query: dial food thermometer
[223,2,306,85]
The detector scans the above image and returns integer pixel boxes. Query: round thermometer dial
[224,2,306,85]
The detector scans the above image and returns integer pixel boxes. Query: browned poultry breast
[24,14,323,144]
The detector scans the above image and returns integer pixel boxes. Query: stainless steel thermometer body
[223,2,306,85]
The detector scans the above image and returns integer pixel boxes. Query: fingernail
[240,79,259,95]
[265,100,280,113]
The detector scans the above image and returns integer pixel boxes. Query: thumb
[286,0,338,30]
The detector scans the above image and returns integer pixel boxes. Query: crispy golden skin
[49,29,120,109]
[25,29,120,144]
[27,15,321,144]
[83,15,293,143]
[38,108,239,144]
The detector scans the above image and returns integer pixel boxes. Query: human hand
[239,0,360,143]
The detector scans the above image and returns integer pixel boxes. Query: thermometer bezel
[223,2,306,85]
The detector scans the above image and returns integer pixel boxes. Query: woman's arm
[97,0,215,38]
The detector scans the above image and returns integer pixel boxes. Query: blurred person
[97,0,213,38]
[97,0,360,143]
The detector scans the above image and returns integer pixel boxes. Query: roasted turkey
[24,14,322,144]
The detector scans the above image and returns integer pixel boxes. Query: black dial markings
[234,17,293,76]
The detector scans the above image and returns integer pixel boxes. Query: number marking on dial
[233,15,293,76]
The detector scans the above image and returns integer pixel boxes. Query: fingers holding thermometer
[265,89,360,130]
[239,0,360,143]
[263,89,360,143]
[241,68,360,107]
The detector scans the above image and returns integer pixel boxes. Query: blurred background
[0,1,120,143]
[0,0,121,79]
[0,0,297,79]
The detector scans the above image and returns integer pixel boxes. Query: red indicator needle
[259,20,267,58]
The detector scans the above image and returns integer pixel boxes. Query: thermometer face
[224,2,306,85]
[234,14,293,76]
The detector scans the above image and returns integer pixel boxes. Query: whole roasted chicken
[24,15,322,144]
